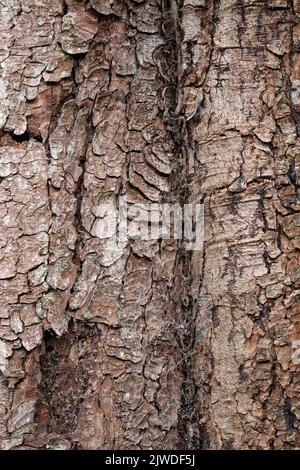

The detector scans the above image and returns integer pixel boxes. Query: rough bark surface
[0,0,299,450]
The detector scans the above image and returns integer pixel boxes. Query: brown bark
[0,0,299,450]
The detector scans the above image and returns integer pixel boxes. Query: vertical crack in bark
[159,0,203,449]
[38,321,101,449]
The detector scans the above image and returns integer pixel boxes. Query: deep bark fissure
[38,321,101,448]
[158,0,204,450]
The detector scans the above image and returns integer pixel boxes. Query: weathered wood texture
[0,0,299,450]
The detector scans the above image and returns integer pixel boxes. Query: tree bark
[0,0,299,450]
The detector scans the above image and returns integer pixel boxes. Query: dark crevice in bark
[70,112,90,273]
[37,320,101,447]
[8,131,42,143]
[35,34,95,442]
[159,0,204,450]
[0,129,43,144]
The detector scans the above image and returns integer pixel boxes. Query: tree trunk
[0,0,299,450]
